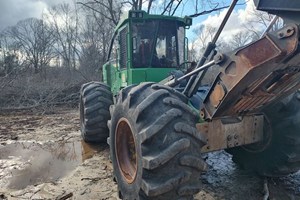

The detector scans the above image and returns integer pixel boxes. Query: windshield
[132,20,184,68]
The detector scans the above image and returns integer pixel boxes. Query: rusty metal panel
[199,115,264,153]
[202,24,300,120]
[237,37,282,68]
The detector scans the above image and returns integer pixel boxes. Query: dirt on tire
[108,83,206,199]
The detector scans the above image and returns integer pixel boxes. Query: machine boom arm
[202,19,300,120]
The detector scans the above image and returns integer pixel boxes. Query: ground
[0,107,300,200]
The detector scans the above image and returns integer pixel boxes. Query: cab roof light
[129,11,144,18]
[184,17,192,26]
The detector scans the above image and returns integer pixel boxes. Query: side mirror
[184,37,189,69]
[132,37,137,51]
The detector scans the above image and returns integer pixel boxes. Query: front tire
[80,82,113,143]
[108,83,207,199]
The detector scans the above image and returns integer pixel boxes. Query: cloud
[188,0,275,57]
[192,1,268,43]
[0,0,74,31]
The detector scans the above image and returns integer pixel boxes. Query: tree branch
[171,0,182,16]
[77,2,118,25]
[147,0,154,13]
[189,5,229,18]
[161,0,175,15]
[189,1,247,18]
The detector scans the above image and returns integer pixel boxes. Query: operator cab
[132,20,184,68]
[103,10,192,94]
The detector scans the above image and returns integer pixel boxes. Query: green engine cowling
[102,10,192,95]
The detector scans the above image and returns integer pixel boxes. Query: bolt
[234,142,239,146]
[227,135,232,141]
[200,110,205,118]
[214,53,224,64]
[234,134,238,139]
[206,146,210,150]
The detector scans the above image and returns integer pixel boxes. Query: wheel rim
[115,118,137,184]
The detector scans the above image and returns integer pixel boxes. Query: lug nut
[227,135,232,141]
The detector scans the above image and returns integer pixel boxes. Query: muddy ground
[0,107,300,200]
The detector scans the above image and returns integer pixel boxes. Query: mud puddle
[2,108,300,199]
[0,140,102,190]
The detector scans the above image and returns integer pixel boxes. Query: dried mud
[0,108,299,200]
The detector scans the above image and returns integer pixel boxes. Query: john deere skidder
[80,0,300,199]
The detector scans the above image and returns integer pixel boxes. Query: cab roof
[115,10,192,31]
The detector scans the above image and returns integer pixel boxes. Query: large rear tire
[108,83,207,199]
[227,91,300,177]
[80,82,113,143]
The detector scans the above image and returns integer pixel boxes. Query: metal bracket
[198,115,264,153]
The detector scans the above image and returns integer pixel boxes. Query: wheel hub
[115,118,137,184]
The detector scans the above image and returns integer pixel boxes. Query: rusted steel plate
[199,115,264,153]
[202,24,299,120]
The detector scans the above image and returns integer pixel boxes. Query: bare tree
[79,13,114,77]
[75,0,122,79]
[77,0,122,25]
[0,33,11,75]
[4,18,55,74]
[230,31,256,50]
[242,2,283,39]
[46,3,81,70]
[192,24,217,53]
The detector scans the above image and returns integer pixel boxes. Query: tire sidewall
[79,90,87,137]
[110,103,143,198]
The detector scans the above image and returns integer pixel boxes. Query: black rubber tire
[80,81,113,143]
[108,83,207,200]
[227,91,300,177]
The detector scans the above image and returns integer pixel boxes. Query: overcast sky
[0,0,259,43]
[0,0,73,31]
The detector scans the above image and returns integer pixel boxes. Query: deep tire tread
[163,97,199,119]
[109,83,205,199]
[178,184,202,196]
[179,155,208,171]
[80,82,113,143]
[126,82,153,108]
[174,122,206,144]
[141,172,192,197]
[142,138,190,170]
[135,89,169,121]
[139,108,182,143]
